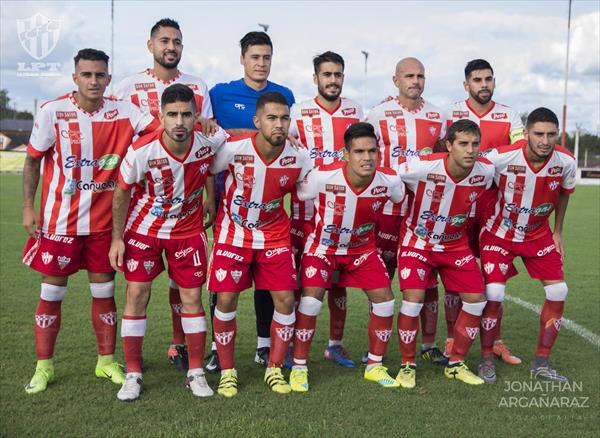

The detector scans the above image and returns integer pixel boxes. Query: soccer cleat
[445,362,485,385]
[186,368,214,397]
[117,372,143,401]
[25,360,55,395]
[168,344,189,372]
[205,350,220,374]
[254,347,270,367]
[444,338,454,358]
[478,356,497,384]
[265,367,291,394]
[531,358,568,383]
[324,345,356,368]
[493,340,522,365]
[95,361,125,385]
[395,364,416,389]
[217,368,238,398]
[282,345,294,370]
[289,367,309,393]
[364,365,400,388]
[420,346,449,366]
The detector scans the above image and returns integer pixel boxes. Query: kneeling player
[289,122,405,392]
[109,84,226,401]
[396,119,493,388]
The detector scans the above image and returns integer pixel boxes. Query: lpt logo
[17,13,62,77]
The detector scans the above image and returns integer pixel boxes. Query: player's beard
[471,89,493,105]
[155,52,180,69]
[266,132,286,148]
[165,128,191,143]
[318,84,341,102]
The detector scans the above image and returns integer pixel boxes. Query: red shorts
[397,248,438,289]
[290,218,314,268]
[23,231,113,276]
[301,251,390,290]
[375,213,403,268]
[123,230,208,288]
[208,242,297,293]
[479,230,564,283]
[398,246,484,293]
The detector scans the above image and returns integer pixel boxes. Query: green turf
[0,174,598,437]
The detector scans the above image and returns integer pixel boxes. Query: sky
[1,0,599,133]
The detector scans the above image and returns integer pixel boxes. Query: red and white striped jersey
[297,161,404,255]
[114,69,212,119]
[484,140,576,242]
[210,133,312,249]
[447,100,524,151]
[27,93,158,236]
[367,97,446,216]
[118,128,226,239]
[289,97,363,221]
[399,153,494,251]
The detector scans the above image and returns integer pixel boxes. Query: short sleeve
[112,78,129,100]
[296,167,319,201]
[561,158,577,193]
[297,148,313,181]
[288,104,299,138]
[27,104,56,158]
[127,102,159,136]
[199,82,213,119]
[209,140,233,175]
[388,172,405,204]
[118,147,143,189]
[509,109,525,143]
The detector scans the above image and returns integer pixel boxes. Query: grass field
[0,173,598,437]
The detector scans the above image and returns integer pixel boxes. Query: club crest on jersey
[199,163,210,174]
[301,108,320,117]
[126,259,138,272]
[507,165,526,174]
[295,328,315,342]
[334,296,347,310]
[427,173,446,183]
[385,109,403,117]
[148,158,169,169]
[276,326,294,342]
[399,329,417,344]
[499,263,509,275]
[57,256,70,269]
[491,112,507,120]
[469,175,485,184]
[417,268,426,281]
[466,327,480,340]
[56,111,77,120]
[215,268,227,282]
[548,166,563,176]
[453,110,469,119]
[35,314,57,329]
[400,267,411,280]
[279,156,296,167]
[104,109,119,120]
[445,294,460,307]
[342,107,357,116]
[549,181,560,191]
[41,251,53,265]
[320,269,329,282]
[215,331,234,346]
[371,186,387,195]
[326,184,346,194]
[371,200,383,212]
[428,126,437,136]
[230,270,242,284]
[99,312,117,326]
[195,146,212,159]
[134,82,156,91]
[234,154,254,164]
[426,112,440,119]
[305,266,317,279]
[279,175,290,187]
[481,318,497,331]
[143,260,154,274]
[484,262,495,274]
[375,329,392,343]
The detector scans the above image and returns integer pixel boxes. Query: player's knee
[89,281,115,298]
[298,296,322,316]
[485,283,505,302]
[462,300,487,316]
[544,282,568,301]
[40,283,67,302]
[400,300,423,317]
[371,299,395,317]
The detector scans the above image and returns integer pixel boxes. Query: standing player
[290,123,404,392]
[114,18,214,372]
[478,108,576,383]
[367,57,447,365]
[109,84,226,401]
[396,119,493,388]
[21,48,158,394]
[208,92,311,397]
[208,31,296,370]
[289,51,363,368]
[445,59,524,364]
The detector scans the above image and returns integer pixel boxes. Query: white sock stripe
[40,283,66,302]
[371,299,395,317]
[367,353,383,362]
[544,282,568,301]
[214,309,236,321]
[298,296,322,316]
[257,337,270,349]
[293,359,307,365]
[485,283,506,302]
[121,318,147,337]
[400,300,423,317]
[89,281,115,299]
[273,310,296,325]
[169,278,178,289]
[462,301,487,316]
[181,316,207,334]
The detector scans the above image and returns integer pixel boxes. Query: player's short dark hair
[240,31,272,56]
[526,107,559,128]
[446,119,481,144]
[73,48,109,67]
[150,18,181,38]
[313,51,345,74]
[256,91,288,113]
[161,83,195,109]
[344,122,377,151]
[464,59,494,79]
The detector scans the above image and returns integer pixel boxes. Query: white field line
[506,294,600,347]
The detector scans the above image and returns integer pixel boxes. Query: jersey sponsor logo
[420,211,467,227]
[498,263,509,275]
[64,179,116,194]
[454,254,474,267]
[57,255,70,269]
[321,237,368,249]
[233,195,282,212]
[307,124,324,135]
[324,223,374,235]
[371,185,387,195]
[279,175,290,187]
[400,250,428,262]
[151,204,199,220]
[444,294,460,307]
[537,244,556,257]
[481,317,497,331]
[507,165,526,174]
[483,262,495,274]
[378,231,399,242]
[230,270,242,284]
[234,154,254,164]
[326,200,346,216]
[41,251,53,265]
[301,108,320,117]
[371,200,383,212]
[385,109,403,117]
[99,311,117,326]
[194,146,212,159]
[452,110,469,119]
[45,234,74,244]
[501,218,544,233]
[549,181,560,191]
[334,296,347,310]
[325,184,346,194]
[276,326,294,342]
[425,112,440,119]
[56,111,78,120]
[391,148,430,158]
[425,188,444,201]
[341,107,357,116]
[126,259,139,272]
[468,175,485,184]
[426,173,446,183]
[103,109,119,120]
[234,103,246,110]
[279,156,297,167]
[215,330,234,345]
[398,329,417,344]
[235,172,256,188]
[548,166,563,176]
[143,260,154,274]
[305,266,317,279]
[156,188,203,206]
[127,238,150,250]
[414,226,462,242]
[134,82,156,91]
[309,148,344,160]
[35,314,58,329]
[375,329,392,342]
[295,328,315,342]
[353,251,372,267]
[148,158,169,169]
[491,112,507,120]
[215,268,227,282]
[508,180,526,194]
[482,245,509,256]
[265,247,289,258]
[64,153,120,171]
[400,267,411,279]
[175,247,194,259]
[417,268,426,281]
[504,202,553,216]
[60,129,83,144]
[231,213,276,230]
[466,326,480,340]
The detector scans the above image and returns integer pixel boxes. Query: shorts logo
[417,268,426,281]
[484,262,495,274]
[454,255,474,267]
[334,296,347,310]
[265,247,289,258]
[481,318,497,331]
[375,329,392,342]
[193,251,202,267]
[57,256,71,270]
[99,311,117,326]
[35,314,58,329]
[444,295,460,307]
[126,259,139,272]
[498,263,509,275]
[171,303,182,315]
[276,326,294,342]
[41,251,53,265]
[400,267,411,280]
[371,200,382,212]
[175,247,194,259]
[320,269,329,282]
[279,156,296,167]
[466,326,480,340]
[353,252,371,267]
[424,302,438,313]
[215,268,227,282]
[398,329,417,344]
[305,266,317,279]
[548,181,560,191]
[215,331,234,346]
[279,175,290,187]
[230,270,242,284]
[216,249,244,262]
[342,107,357,116]
[537,244,556,257]
[295,328,315,342]
[194,271,204,278]
[128,238,150,250]
[143,260,154,274]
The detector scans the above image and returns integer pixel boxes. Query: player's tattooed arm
[22,154,42,237]
[109,185,132,271]
[226,128,256,137]
[552,191,570,259]
[203,176,216,229]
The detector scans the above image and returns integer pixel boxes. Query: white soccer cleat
[117,372,143,401]
[186,368,214,397]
